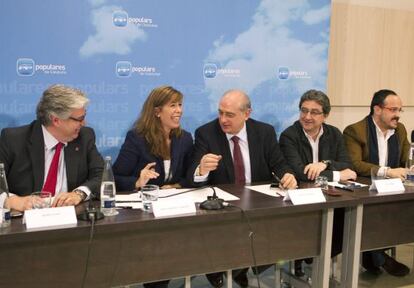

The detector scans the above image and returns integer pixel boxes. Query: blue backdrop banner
[0,0,331,159]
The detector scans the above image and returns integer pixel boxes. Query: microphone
[199,187,225,210]
[78,192,104,221]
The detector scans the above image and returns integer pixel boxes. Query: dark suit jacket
[0,120,104,197]
[279,121,353,182]
[188,118,292,185]
[113,129,194,191]
[343,116,409,176]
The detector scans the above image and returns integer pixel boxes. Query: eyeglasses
[68,114,86,122]
[381,106,404,113]
[300,107,324,116]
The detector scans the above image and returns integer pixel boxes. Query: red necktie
[232,136,245,184]
[42,142,63,196]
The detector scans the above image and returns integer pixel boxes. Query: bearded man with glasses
[344,89,410,277]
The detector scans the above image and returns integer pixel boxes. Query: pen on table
[334,185,353,192]
[338,181,354,187]
[339,181,362,189]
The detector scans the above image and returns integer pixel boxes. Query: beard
[385,116,399,129]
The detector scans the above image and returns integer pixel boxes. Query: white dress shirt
[303,126,340,182]
[42,126,91,199]
[0,126,91,209]
[194,123,252,183]
[372,117,395,177]
[163,160,172,182]
[42,125,68,194]
[226,124,251,183]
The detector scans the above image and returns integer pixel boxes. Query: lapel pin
[75,147,79,152]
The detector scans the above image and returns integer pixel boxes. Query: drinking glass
[31,191,52,209]
[370,167,385,190]
[141,185,159,213]
[315,176,328,191]
[370,167,384,181]
[405,159,414,186]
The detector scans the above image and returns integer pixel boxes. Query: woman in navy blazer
[113,86,193,288]
[113,86,193,192]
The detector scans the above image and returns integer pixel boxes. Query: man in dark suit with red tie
[0,84,103,211]
[189,89,296,287]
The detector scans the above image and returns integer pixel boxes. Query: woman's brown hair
[134,85,183,159]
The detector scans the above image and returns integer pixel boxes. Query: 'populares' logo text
[116,61,159,77]
[204,63,240,78]
[112,10,157,28]
[278,66,310,80]
[16,58,66,76]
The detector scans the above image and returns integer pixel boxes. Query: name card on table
[283,188,326,205]
[152,198,196,218]
[371,178,405,194]
[24,206,77,230]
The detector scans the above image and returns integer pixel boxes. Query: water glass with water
[370,166,386,181]
[31,191,52,209]
[141,185,159,213]
[405,159,414,186]
[315,176,328,190]
[370,167,385,190]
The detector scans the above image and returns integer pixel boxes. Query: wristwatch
[321,160,331,169]
[73,189,87,201]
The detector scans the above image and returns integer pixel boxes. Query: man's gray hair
[36,84,89,126]
[299,89,331,115]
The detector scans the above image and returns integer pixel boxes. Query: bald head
[220,89,251,112]
[218,89,251,135]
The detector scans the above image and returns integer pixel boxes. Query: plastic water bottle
[100,156,118,216]
[406,143,414,186]
[0,163,11,227]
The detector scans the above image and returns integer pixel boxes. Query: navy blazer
[188,118,293,185]
[279,120,353,182]
[0,120,104,197]
[113,129,194,191]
